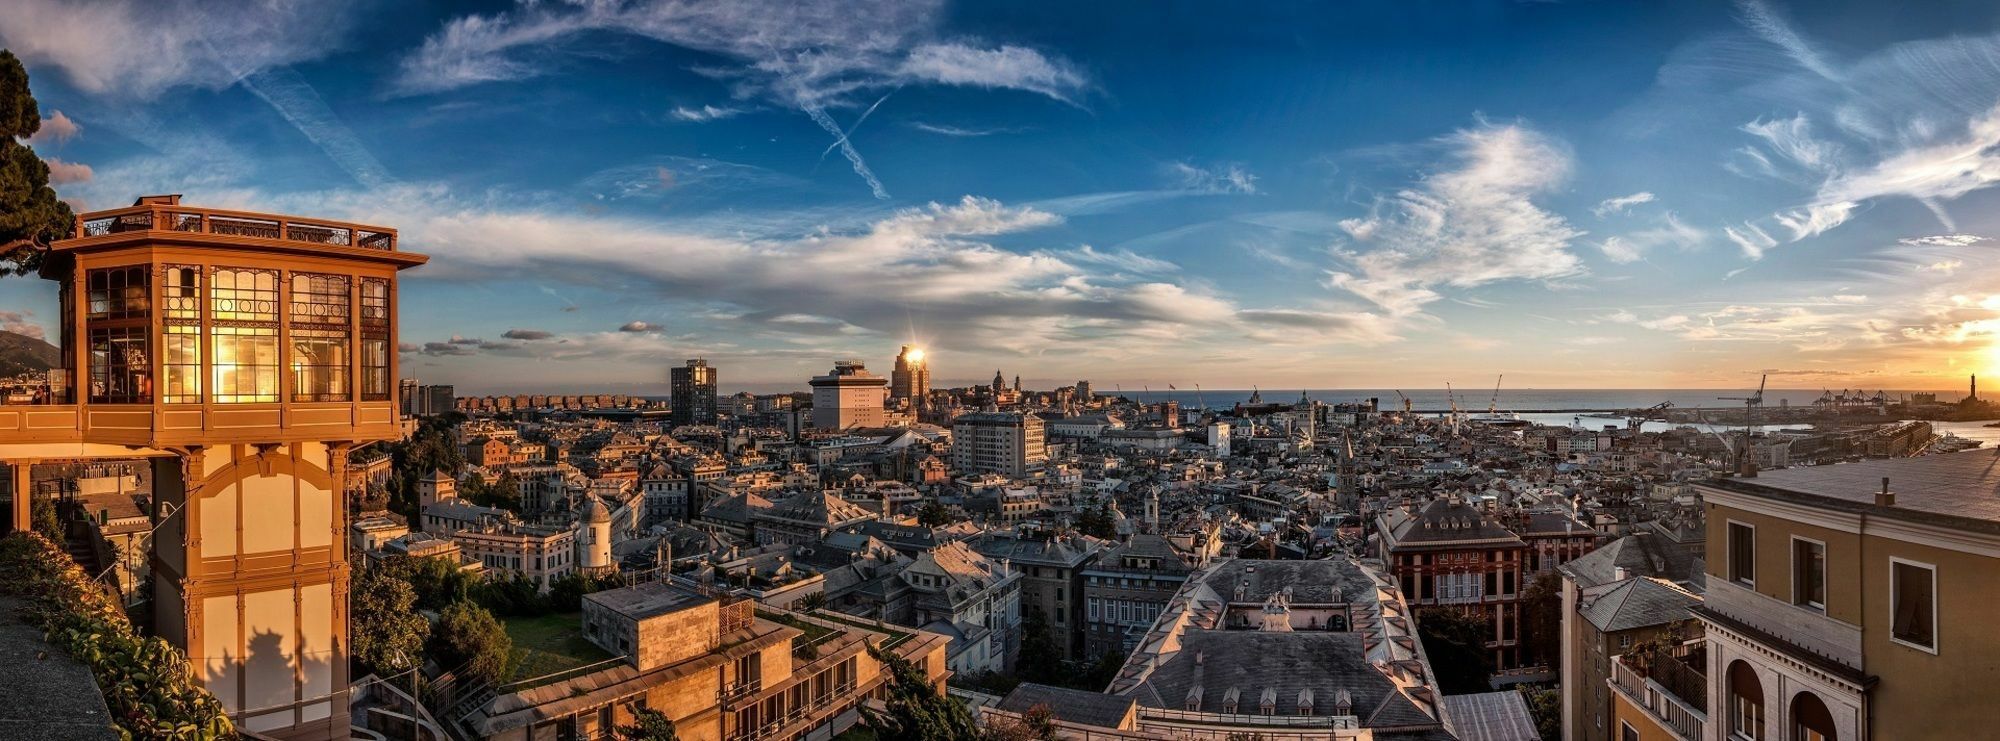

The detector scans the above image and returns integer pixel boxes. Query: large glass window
[1728,660,1764,741]
[211,269,279,403]
[1793,539,1826,611]
[361,279,390,401]
[289,273,351,402]
[86,266,150,320]
[1891,559,1936,651]
[212,326,278,403]
[161,266,200,403]
[87,326,150,403]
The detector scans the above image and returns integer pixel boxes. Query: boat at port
[1932,432,1985,453]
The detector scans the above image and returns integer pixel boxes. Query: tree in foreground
[0,50,77,276]
[614,706,680,741]
[430,599,512,686]
[350,566,430,677]
[1519,570,1563,667]
[1414,606,1495,694]
[860,645,980,741]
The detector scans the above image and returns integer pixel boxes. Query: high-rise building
[0,195,425,738]
[808,360,887,430]
[423,383,455,416]
[890,345,929,405]
[669,358,717,426]
[951,411,1048,478]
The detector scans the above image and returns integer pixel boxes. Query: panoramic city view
[3,1,2000,739]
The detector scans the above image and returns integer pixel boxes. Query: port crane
[1487,374,1504,416]
[1715,375,1768,474]
[1626,401,1674,431]
[1394,390,1412,413]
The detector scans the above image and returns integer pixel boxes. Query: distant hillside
[0,330,59,377]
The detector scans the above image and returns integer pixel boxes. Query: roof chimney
[1877,477,1895,507]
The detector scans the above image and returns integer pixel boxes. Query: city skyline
[8,0,2000,392]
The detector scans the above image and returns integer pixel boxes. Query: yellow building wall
[1610,689,1676,741]
[1856,533,2000,740]
[1705,503,1864,623]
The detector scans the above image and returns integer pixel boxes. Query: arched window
[1728,660,1765,740]
[1791,692,1836,741]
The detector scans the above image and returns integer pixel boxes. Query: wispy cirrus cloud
[670,105,746,122]
[1592,191,1655,217]
[0,0,360,98]
[1328,120,1584,316]
[1166,161,1259,195]
[908,122,1019,137]
[1899,234,1989,247]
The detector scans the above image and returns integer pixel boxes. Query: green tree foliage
[1077,648,1127,692]
[390,413,466,518]
[31,496,62,544]
[1521,686,1561,741]
[861,645,980,741]
[350,566,431,677]
[378,554,476,611]
[0,50,75,276]
[916,501,952,528]
[1073,506,1116,540]
[614,706,680,741]
[1414,607,1494,694]
[430,600,512,687]
[1519,570,1562,668]
[1015,608,1063,685]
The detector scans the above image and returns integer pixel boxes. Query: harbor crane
[1488,374,1504,416]
[1715,375,1769,475]
[1394,390,1412,413]
[1626,401,1675,431]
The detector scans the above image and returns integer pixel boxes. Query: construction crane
[1194,383,1209,410]
[1626,401,1674,431]
[1716,375,1768,474]
[1394,390,1412,413]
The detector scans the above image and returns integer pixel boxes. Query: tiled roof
[999,683,1136,728]
[1577,577,1700,633]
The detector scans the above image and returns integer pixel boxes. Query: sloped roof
[1000,683,1137,729]
[1577,576,1700,633]
[1442,690,1540,741]
[759,491,873,527]
[1558,532,1700,590]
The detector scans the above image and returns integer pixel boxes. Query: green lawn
[501,612,614,683]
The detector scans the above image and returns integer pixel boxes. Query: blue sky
[8,0,2000,394]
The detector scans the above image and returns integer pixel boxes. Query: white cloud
[1166,162,1259,195]
[1592,191,1656,217]
[909,122,1016,137]
[1898,234,1988,247]
[44,158,93,184]
[1735,0,1842,82]
[0,0,359,98]
[1599,212,1707,263]
[1772,201,1857,240]
[29,110,80,144]
[900,43,1088,104]
[1724,223,1779,259]
[1741,114,1841,175]
[670,105,746,122]
[1328,121,1584,315]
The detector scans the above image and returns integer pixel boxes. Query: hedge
[0,532,235,739]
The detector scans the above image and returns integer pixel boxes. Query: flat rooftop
[583,581,716,621]
[1713,451,2000,533]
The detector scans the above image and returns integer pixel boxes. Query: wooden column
[11,461,32,533]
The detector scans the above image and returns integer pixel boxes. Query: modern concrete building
[951,411,1047,478]
[809,360,887,431]
[890,345,929,407]
[0,195,425,739]
[669,358,717,427]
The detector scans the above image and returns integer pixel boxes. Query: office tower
[670,358,717,426]
[423,383,455,416]
[0,195,425,738]
[808,360,887,430]
[950,411,1047,478]
[890,345,929,405]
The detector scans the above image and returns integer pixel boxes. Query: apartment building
[969,528,1103,661]
[1376,496,1533,670]
[453,579,950,741]
[1080,533,1199,659]
[951,411,1048,478]
[1558,532,1706,741]
[1672,453,2000,741]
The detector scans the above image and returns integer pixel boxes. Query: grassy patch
[501,611,613,682]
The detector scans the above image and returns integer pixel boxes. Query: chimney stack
[1877,477,1895,507]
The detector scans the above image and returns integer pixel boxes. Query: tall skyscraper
[809,360,888,430]
[670,358,717,425]
[890,345,930,406]
[0,195,426,738]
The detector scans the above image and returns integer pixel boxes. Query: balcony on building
[0,195,427,451]
[1610,640,1708,741]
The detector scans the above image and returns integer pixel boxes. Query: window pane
[87,327,150,403]
[162,327,201,403]
[1893,561,1935,649]
[86,266,151,321]
[1729,523,1755,585]
[213,328,279,403]
[291,329,350,402]
[1795,540,1825,608]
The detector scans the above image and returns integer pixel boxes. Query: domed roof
[580,495,612,524]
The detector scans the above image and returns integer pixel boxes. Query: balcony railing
[1611,645,1708,741]
[74,205,397,251]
